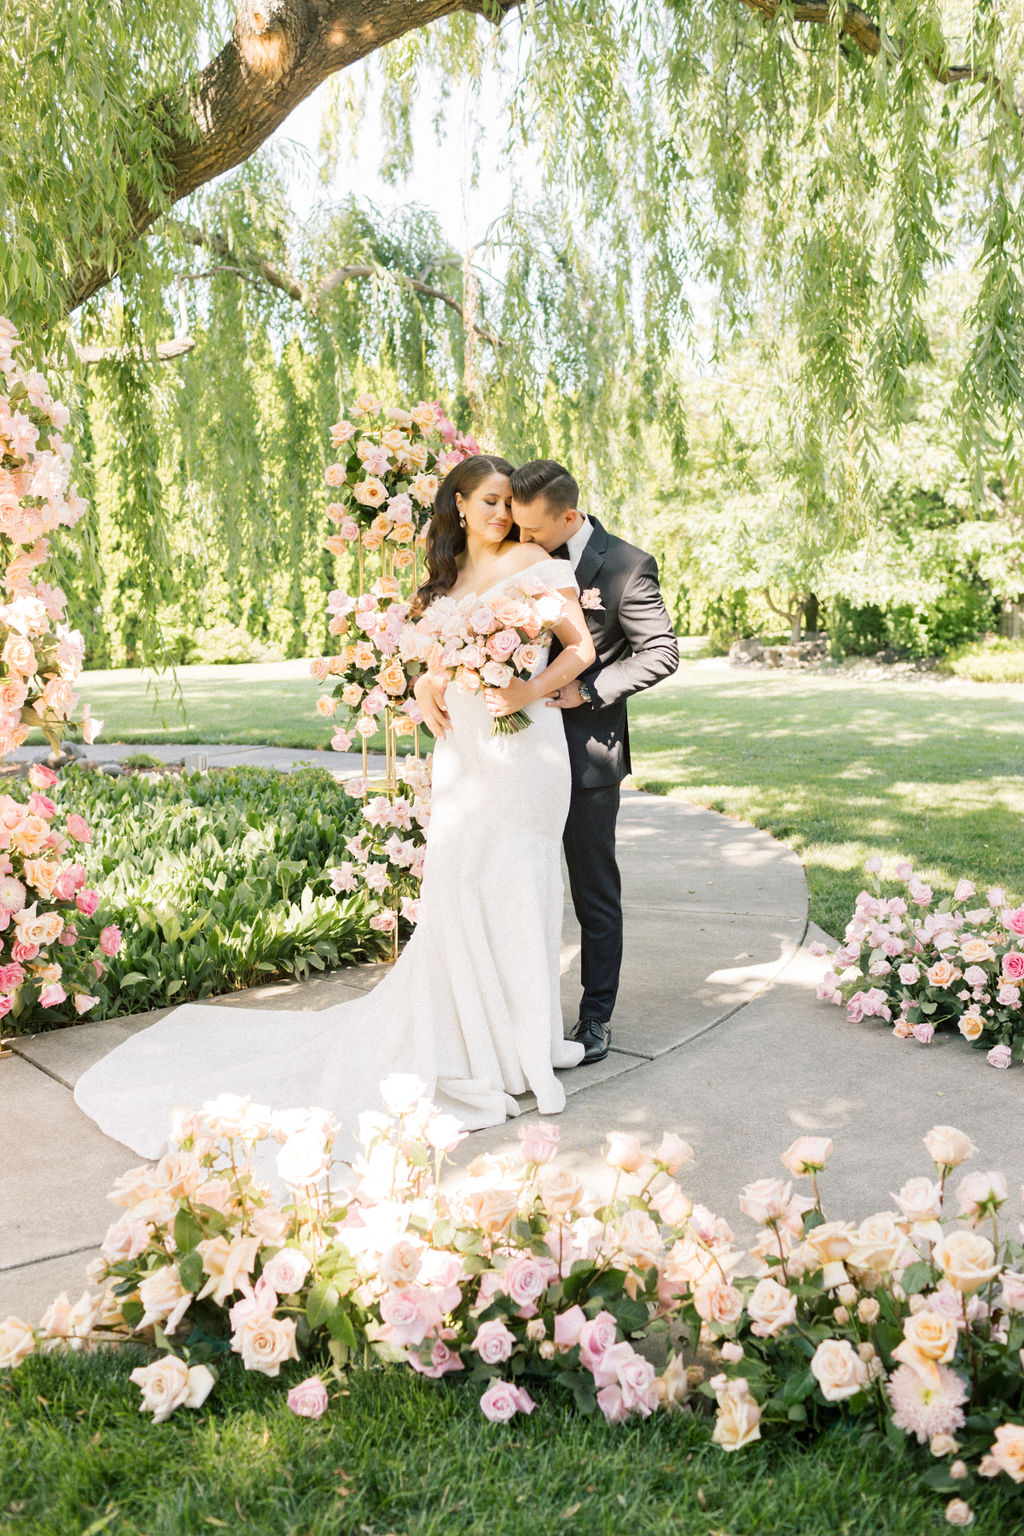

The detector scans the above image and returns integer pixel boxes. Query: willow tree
[1,0,1022,630]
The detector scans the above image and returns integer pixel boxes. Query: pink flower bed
[817,862,1024,1067]
[3,1092,1022,1523]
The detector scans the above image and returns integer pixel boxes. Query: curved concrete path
[2,750,1021,1319]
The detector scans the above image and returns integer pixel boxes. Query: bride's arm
[484,586,596,719]
[413,669,452,740]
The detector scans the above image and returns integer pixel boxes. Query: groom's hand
[414,674,451,740]
[546,681,585,709]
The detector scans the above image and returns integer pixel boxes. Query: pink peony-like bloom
[1001,951,1024,982]
[75,889,99,917]
[287,1376,329,1419]
[479,1380,535,1422]
[886,1363,969,1444]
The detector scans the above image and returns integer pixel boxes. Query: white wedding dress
[73,558,585,1161]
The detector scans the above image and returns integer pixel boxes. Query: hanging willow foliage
[1,0,1022,663]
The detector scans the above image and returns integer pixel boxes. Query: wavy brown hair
[412,454,516,615]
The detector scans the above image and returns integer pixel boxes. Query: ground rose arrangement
[402,573,568,735]
[817,860,1024,1068]
[2,1097,1022,1522]
[0,769,120,1027]
[0,318,97,756]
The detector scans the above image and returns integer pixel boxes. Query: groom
[510,460,679,1063]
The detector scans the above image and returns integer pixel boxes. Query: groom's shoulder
[596,522,657,574]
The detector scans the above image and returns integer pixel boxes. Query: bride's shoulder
[503,542,552,571]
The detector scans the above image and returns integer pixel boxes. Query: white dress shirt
[565,515,594,571]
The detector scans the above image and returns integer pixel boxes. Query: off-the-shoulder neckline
[453,556,571,604]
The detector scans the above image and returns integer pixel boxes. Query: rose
[892,1177,943,1224]
[924,1126,978,1169]
[479,1381,535,1422]
[893,1310,958,1378]
[780,1136,833,1176]
[847,1212,912,1280]
[746,1277,797,1337]
[65,813,92,843]
[738,1177,791,1224]
[517,1120,560,1164]
[459,1185,518,1234]
[989,1423,1024,1483]
[287,1376,329,1419]
[0,1315,35,1369]
[926,959,958,988]
[944,1500,974,1527]
[692,1277,743,1326]
[650,1181,692,1226]
[810,1338,869,1401]
[201,1093,272,1141]
[553,1305,586,1350]
[471,1319,517,1364]
[196,1235,261,1305]
[958,1012,985,1042]
[988,1044,1012,1070]
[960,937,994,964]
[260,1248,312,1294]
[603,1131,645,1172]
[232,1313,300,1376]
[380,1073,428,1115]
[956,1170,1008,1223]
[1001,951,1024,981]
[933,1230,1001,1293]
[137,1263,192,1333]
[129,1356,214,1423]
[653,1131,693,1173]
[711,1387,762,1450]
[276,1129,331,1187]
[502,1255,555,1311]
[578,1311,618,1373]
[537,1163,584,1214]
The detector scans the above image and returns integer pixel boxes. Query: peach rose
[196,1234,261,1305]
[746,1277,798,1338]
[711,1385,762,1450]
[960,937,995,964]
[933,1230,1001,1293]
[603,1131,646,1172]
[810,1338,869,1401]
[460,1185,518,1234]
[22,856,59,899]
[537,1163,585,1214]
[924,1126,978,1169]
[892,1310,958,1382]
[847,1212,913,1281]
[780,1136,833,1176]
[130,1355,192,1423]
[989,1423,1024,1483]
[958,1011,985,1041]
[136,1264,192,1334]
[0,1315,35,1369]
[693,1277,744,1326]
[927,959,959,988]
[353,477,387,508]
[2,634,36,673]
[378,658,407,696]
[11,814,51,856]
[232,1312,300,1376]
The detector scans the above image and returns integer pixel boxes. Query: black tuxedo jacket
[554,517,679,789]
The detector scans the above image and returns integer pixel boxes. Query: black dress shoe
[572,1018,611,1064]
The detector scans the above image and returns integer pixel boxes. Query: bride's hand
[414,673,452,740]
[483,677,535,718]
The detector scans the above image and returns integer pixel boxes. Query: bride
[73,455,596,1160]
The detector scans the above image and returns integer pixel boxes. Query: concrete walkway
[3,759,1021,1321]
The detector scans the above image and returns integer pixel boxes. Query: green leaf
[173,1207,204,1253]
[306,1278,341,1331]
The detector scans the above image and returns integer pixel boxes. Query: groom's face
[512,498,579,551]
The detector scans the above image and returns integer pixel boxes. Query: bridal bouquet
[817,861,1024,1068]
[405,575,567,735]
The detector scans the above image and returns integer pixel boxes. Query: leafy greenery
[2,1349,1019,1536]
[15,765,388,1034]
[943,636,1024,685]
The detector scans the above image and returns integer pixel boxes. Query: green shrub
[829,582,995,660]
[191,621,285,665]
[30,766,388,1032]
[943,635,1024,683]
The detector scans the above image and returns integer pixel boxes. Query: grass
[60,655,1023,938]
[626,665,1024,937]
[3,1350,1014,1536]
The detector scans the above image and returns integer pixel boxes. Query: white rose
[923,1126,978,1169]
[129,1355,192,1423]
[276,1129,331,1187]
[746,1277,797,1338]
[136,1264,192,1334]
[260,1247,313,1295]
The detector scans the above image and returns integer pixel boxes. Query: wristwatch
[577,681,593,705]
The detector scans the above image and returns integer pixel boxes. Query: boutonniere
[580,588,604,611]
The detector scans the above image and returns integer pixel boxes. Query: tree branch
[737,0,1020,113]
[76,337,197,366]
[67,0,524,313]
[169,219,506,349]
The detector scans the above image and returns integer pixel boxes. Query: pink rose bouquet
[405,574,566,735]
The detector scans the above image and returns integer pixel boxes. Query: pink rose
[99,925,121,956]
[553,1305,586,1350]
[987,1044,1012,1070]
[27,764,58,789]
[38,982,66,1008]
[0,962,24,988]
[485,629,519,663]
[502,1255,556,1313]
[408,1333,464,1378]
[479,1380,535,1422]
[954,879,977,903]
[517,1120,560,1164]
[579,1311,618,1374]
[908,878,933,906]
[1001,951,1024,981]
[286,1376,328,1419]
[75,889,99,917]
[65,814,92,843]
[913,1022,935,1045]
[898,963,921,985]
[27,794,56,820]
[470,1319,517,1364]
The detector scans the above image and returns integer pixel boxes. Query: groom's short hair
[510,459,579,516]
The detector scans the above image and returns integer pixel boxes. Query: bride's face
[457,473,513,545]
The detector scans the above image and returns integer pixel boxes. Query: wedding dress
[73,558,585,1161]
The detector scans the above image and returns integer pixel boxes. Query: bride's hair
[412,454,516,614]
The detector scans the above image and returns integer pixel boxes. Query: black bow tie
[550,544,570,562]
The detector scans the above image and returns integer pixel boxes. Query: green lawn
[65,657,1024,937]
[3,1350,1013,1536]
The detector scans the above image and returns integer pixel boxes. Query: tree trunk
[67,0,514,313]
[804,592,819,634]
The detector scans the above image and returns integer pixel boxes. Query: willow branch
[76,337,196,366]
[737,0,1020,115]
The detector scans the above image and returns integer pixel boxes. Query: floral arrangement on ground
[3,1088,1022,1526]
[816,860,1024,1068]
